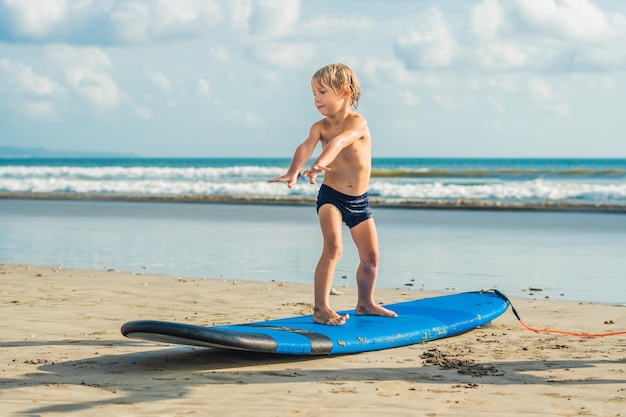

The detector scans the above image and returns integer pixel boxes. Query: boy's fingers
[268,174,295,183]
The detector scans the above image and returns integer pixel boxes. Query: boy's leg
[350,218,397,318]
[314,204,349,325]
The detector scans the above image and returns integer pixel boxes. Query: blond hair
[311,63,361,110]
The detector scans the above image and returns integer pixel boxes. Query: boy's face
[311,81,349,117]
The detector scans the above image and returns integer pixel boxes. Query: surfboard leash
[485,289,626,338]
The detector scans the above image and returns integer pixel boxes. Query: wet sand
[1,264,624,416]
[2,191,626,212]
[3,198,626,305]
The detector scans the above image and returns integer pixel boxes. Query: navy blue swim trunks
[316,184,373,228]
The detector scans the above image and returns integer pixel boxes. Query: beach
[1,264,624,416]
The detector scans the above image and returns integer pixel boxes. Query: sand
[1,264,624,417]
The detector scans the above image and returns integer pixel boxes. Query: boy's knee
[324,240,343,259]
[361,252,379,270]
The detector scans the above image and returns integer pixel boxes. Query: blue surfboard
[121,291,509,355]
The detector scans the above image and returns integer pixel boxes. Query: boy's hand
[302,164,331,184]
[268,173,299,188]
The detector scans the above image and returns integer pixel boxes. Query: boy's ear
[343,86,351,97]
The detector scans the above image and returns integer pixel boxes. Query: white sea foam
[0,165,285,180]
[0,177,318,197]
[1,165,625,205]
[2,174,625,204]
[369,179,626,203]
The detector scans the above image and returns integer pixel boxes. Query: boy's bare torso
[316,113,372,196]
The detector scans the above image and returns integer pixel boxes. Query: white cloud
[245,0,300,40]
[253,42,315,68]
[226,0,253,31]
[471,0,505,41]
[71,71,120,108]
[47,45,122,108]
[197,78,211,96]
[433,94,464,111]
[513,0,616,41]
[0,0,68,38]
[0,0,225,44]
[147,71,172,92]
[398,90,419,106]
[394,8,457,69]
[110,2,152,43]
[545,101,570,117]
[109,0,223,43]
[300,16,373,38]
[261,71,279,83]
[487,96,506,113]
[527,77,570,117]
[361,59,420,86]
[209,47,231,64]
[225,109,260,124]
[465,0,626,72]
[573,42,626,70]
[151,0,221,35]
[0,59,64,119]
[0,59,64,97]
[133,104,152,120]
[527,78,553,101]
[476,43,527,70]
[392,118,418,129]
[20,100,57,119]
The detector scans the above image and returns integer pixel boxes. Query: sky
[0,0,625,158]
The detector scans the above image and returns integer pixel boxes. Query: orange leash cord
[488,289,626,338]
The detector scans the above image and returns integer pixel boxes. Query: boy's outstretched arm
[268,126,320,188]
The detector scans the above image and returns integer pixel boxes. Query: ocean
[1,158,625,306]
[1,157,625,209]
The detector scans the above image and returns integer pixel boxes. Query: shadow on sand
[2,339,623,416]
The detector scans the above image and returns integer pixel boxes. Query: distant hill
[0,146,139,159]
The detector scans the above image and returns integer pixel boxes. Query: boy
[268,63,397,326]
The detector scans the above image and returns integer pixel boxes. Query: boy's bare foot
[355,303,398,318]
[313,307,350,326]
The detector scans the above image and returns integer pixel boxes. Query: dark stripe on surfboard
[241,324,334,354]
[121,320,278,353]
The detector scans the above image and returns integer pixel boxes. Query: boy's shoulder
[313,111,366,127]
[349,111,367,123]
[345,111,368,130]
[309,117,325,132]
